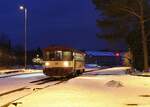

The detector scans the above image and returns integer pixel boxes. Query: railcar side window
[74,53,84,61]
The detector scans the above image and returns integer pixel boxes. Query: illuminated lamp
[115,53,120,57]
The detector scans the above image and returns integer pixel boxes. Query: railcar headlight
[64,61,69,67]
[45,62,50,66]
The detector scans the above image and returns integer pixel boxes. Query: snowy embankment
[9,67,150,107]
[0,69,42,74]
[0,69,23,74]
[0,69,43,78]
[84,67,131,75]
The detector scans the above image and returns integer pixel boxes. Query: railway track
[0,70,82,107]
[0,68,101,107]
[0,78,67,107]
[0,68,102,78]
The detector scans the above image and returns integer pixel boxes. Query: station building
[85,51,123,67]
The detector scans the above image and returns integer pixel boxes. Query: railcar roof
[43,45,84,54]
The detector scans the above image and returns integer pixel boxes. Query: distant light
[57,51,62,53]
[19,6,24,10]
[115,53,120,57]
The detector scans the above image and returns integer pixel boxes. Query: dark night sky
[0,0,114,50]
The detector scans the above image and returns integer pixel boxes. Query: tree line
[92,0,150,71]
[0,33,43,68]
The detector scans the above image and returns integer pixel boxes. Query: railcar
[43,46,85,77]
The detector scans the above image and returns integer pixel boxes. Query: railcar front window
[55,51,62,60]
[74,53,84,61]
[45,51,62,61]
[45,51,72,61]
[63,51,72,61]
[45,52,50,60]
[49,52,55,60]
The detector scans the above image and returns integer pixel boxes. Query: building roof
[85,51,116,57]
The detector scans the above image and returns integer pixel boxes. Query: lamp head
[19,6,24,10]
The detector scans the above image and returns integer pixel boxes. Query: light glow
[45,62,50,66]
[63,61,69,67]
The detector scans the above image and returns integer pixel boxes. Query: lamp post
[19,6,27,69]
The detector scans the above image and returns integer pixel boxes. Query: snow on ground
[84,67,131,75]
[10,67,150,107]
[0,72,45,94]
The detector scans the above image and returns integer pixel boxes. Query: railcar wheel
[72,71,78,77]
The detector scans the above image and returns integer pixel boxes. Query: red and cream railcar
[43,46,85,77]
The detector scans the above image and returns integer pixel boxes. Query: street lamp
[19,5,27,69]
